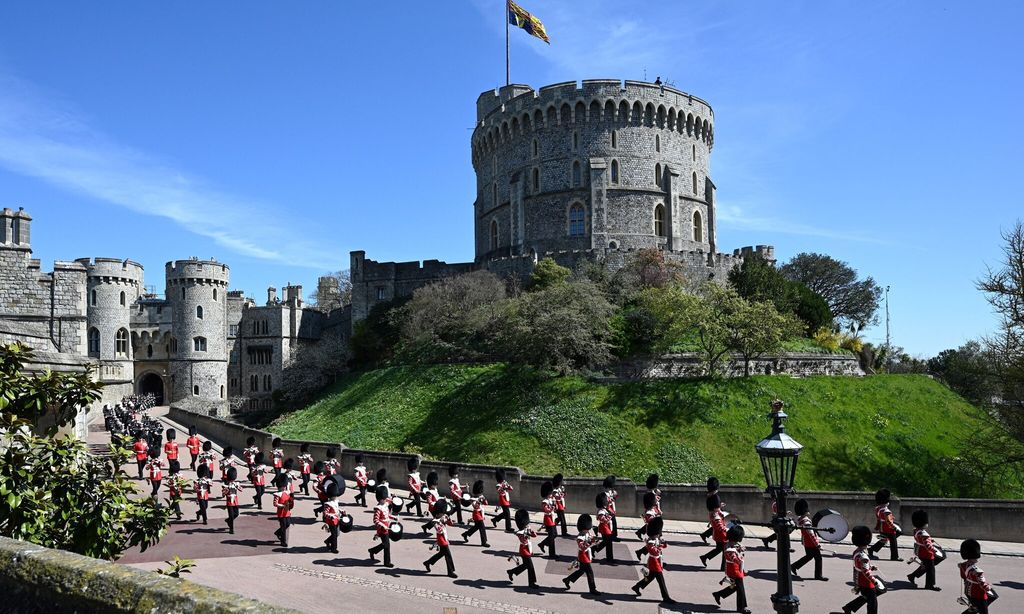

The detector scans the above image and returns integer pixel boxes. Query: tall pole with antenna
[505,1,510,86]
[885,285,891,369]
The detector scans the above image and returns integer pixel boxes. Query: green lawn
[268,364,1009,498]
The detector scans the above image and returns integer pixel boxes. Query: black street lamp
[755,399,804,614]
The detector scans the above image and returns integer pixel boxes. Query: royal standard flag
[508,0,550,44]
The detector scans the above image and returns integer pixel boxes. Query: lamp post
[755,399,804,614]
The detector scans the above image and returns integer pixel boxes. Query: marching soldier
[631,517,674,604]
[461,480,490,547]
[448,465,467,525]
[537,481,558,559]
[908,509,941,591]
[198,440,217,478]
[163,428,179,467]
[272,474,293,547]
[322,482,348,554]
[562,514,600,596]
[762,491,779,549]
[424,500,458,578]
[368,485,395,568]
[835,525,882,614]
[635,474,662,540]
[507,509,539,588]
[324,447,341,476]
[193,464,213,525]
[222,466,241,534]
[186,426,202,471]
[421,471,441,533]
[219,446,237,483]
[166,464,186,521]
[242,436,259,470]
[592,492,615,563]
[353,454,368,507]
[700,493,728,570]
[791,498,828,581]
[405,457,424,516]
[635,491,660,560]
[552,473,568,536]
[701,476,721,544]
[602,475,619,539]
[271,437,284,477]
[145,448,164,498]
[250,452,269,510]
[712,525,750,614]
[959,538,997,614]
[491,468,513,532]
[870,488,902,561]
[132,431,149,479]
[297,443,314,496]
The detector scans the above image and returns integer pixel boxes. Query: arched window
[532,167,540,192]
[568,203,586,237]
[493,183,498,208]
[250,374,258,391]
[611,130,617,149]
[193,336,207,352]
[572,160,582,187]
[611,160,619,184]
[692,144,696,161]
[220,385,225,399]
[532,139,538,157]
[147,344,153,358]
[490,220,499,250]
[196,305,204,319]
[572,131,578,151]
[213,288,218,301]
[192,385,199,396]
[115,328,129,357]
[170,337,177,354]
[90,290,97,307]
[87,328,100,357]
[654,204,666,237]
[655,163,662,187]
[119,291,126,306]
[264,375,272,391]
[692,171,698,195]
[655,134,660,152]
[693,210,703,242]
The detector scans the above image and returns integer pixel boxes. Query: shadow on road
[454,578,512,590]
[312,557,377,568]
[997,580,1024,591]
[221,538,278,548]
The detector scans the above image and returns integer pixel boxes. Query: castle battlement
[165,257,230,285]
[75,257,144,285]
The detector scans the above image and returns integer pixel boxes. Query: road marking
[274,563,560,614]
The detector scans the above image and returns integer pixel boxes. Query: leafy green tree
[927,341,995,406]
[780,252,882,329]
[529,258,571,291]
[639,283,736,376]
[497,279,615,374]
[350,298,406,367]
[728,253,797,313]
[727,299,804,376]
[0,343,168,559]
[792,281,834,333]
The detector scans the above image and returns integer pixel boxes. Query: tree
[0,343,168,559]
[728,253,797,313]
[497,279,615,374]
[350,298,406,367]
[639,283,736,376]
[727,299,803,376]
[927,341,996,406]
[792,281,834,334]
[780,252,882,328]
[616,249,685,292]
[308,269,352,311]
[278,329,351,408]
[529,258,571,291]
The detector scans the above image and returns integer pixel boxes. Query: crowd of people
[108,399,998,614]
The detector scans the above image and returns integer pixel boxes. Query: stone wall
[168,407,1024,542]
[608,352,864,379]
[0,536,298,613]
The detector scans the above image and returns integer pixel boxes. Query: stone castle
[350,79,772,321]
[1,79,771,426]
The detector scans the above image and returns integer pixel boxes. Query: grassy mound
[268,364,1008,498]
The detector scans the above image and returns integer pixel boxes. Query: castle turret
[166,257,230,415]
[75,257,144,406]
[1,207,32,249]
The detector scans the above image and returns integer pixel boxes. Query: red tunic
[274,491,292,518]
[960,561,990,601]
[853,547,876,589]
[146,458,163,481]
[133,440,149,461]
[448,478,463,501]
[186,436,201,455]
[471,495,487,522]
[354,465,367,487]
[272,449,283,469]
[163,441,178,461]
[251,467,266,487]
[913,528,936,560]
[542,498,556,527]
[725,544,745,579]
[553,486,566,511]
[597,509,613,536]
[222,483,240,507]
[576,533,594,563]
[497,481,512,506]
[408,472,422,493]
[434,516,453,547]
[646,538,666,573]
[604,489,617,515]
[710,509,727,544]
[194,477,212,501]
[424,488,439,513]
[323,501,341,526]
[516,528,537,557]
[875,504,898,536]
[298,454,313,475]
[373,503,391,536]
[798,514,820,548]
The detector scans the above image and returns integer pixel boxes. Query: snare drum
[339,513,354,534]
[934,544,946,564]
[390,496,406,514]
[389,521,404,542]
[811,508,850,544]
[460,493,473,508]
[366,478,376,491]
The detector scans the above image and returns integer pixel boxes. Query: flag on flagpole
[507,0,550,44]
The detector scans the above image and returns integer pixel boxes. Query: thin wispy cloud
[0,73,335,270]
[717,202,888,245]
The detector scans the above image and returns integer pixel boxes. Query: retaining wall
[0,536,298,614]
[168,407,1024,542]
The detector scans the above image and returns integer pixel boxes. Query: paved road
[111,413,1023,614]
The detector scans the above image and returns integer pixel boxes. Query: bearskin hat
[960,538,981,560]
[602,475,617,489]
[707,476,720,493]
[427,471,439,487]
[541,481,553,498]
[472,480,485,496]
[272,437,282,448]
[912,509,929,529]
[166,428,176,440]
[851,525,873,548]
[643,491,657,510]
[514,509,530,530]
[647,517,664,538]
[875,488,891,505]
[407,457,420,472]
[794,499,809,516]
[706,493,722,511]
[646,473,659,490]
[577,513,593,532]
[226,466,237,481]
[727,524,745,542]
[552,473,564,488]
[496,468,506,482]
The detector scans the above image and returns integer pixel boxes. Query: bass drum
[389,521,404,542]
[811,509,850,543]
[339,513,354,534]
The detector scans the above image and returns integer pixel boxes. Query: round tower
[166,257,229,415]
[76,257,144,406]
[471,79,717,260]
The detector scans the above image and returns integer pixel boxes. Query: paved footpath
[109,409,1024,614]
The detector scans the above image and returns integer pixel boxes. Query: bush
[814,328,842,352]
[529,258,571,290]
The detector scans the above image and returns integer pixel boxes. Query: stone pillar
[665,166,679,249]
[705,176,718,260]
[510,172,524,255]
[588,158,608,250]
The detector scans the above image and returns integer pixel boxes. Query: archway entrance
[139,373,165,405]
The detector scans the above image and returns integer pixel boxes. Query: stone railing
[0,536,298,613]
[168,407,1023,543]
[607,351,864,379]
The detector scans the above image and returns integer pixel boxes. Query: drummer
[790,499,828,581]
[322,482,344,554]
[368,485,395,568]
[908,510,940,590]
[424,500,458,578]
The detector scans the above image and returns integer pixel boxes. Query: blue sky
[1,2,1021,357]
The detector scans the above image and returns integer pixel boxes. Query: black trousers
[275,517,290,546]
[190,453,198,470]
[968,595,995,613]
[225,506,238,533]
[611,514,618,539]
[450,498,464,524]
[634,570,671,602]
[556,509,568,536]
[253,485,265,509]
[150,479,162,497]
[704,541,726,570]
[369,535,391,566]
[909,558,936,588]
[566,562,597,593]
[300,473,311,496]
[406,491,423,516]
[492,505,511,531]
[701,525,713,541]
[510,556,536,585]
[425,544,455,575]
[714,577,747,610]
[592,533,614,562]
[196,499,208,523]
[136,459,146,478]
[843,587,879,614]
[326,524,339,552]
[764,532,777,546]
[171,500,182,518]
[870,532,900,559]
[792,545,823,578]
[463,519,488,545]
[355,485,367,507]
[539,525,557,558]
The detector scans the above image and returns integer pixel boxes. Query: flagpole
[505,0,510,85]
